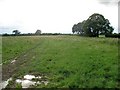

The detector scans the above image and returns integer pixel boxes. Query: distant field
[2,35,119,88]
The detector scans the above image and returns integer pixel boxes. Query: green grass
[2,36,42,64]
[0,36,2,64]
[2,35,119,88]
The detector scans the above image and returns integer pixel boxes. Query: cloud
[0,0,118,34]
[97,0,119,5]
[0,24,22,34]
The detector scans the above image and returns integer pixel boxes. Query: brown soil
[2,43,41,81]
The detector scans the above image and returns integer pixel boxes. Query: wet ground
[1,74,49,89]
[15,74,48,88]
[2,42,48,89]
[2,42,41,81]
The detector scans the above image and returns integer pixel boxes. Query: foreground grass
[2,35,119,88]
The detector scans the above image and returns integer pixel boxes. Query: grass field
[2,35,119,88]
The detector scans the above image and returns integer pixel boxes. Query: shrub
[105,33,120,38]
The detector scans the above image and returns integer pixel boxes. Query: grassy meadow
[2,35,119,88]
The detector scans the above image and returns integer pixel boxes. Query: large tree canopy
[72,13,114,37]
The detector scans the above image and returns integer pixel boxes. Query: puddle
[15,74,49,88]
[1,74,49,89]
[24,75,35,80]
[16,79,37,88]
[36,76,42,79]
[11,60,16,64]
[0,78,12,90]
[11,57,18,64]
[41,81,49,86]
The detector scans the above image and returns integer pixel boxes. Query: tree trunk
[96,30,99,37]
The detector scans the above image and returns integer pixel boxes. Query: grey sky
[0,0,119,34]
[97,0,119,5]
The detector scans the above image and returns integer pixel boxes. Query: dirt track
[2,42,41,81]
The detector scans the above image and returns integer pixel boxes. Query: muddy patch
[3,74,49,89]
[16,74,49,88]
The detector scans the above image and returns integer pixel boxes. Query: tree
[35,30,41,35]
[102,19,114,34]
[77,22,84,34]
[12,30,20,35]
[82,13,114,37]
[72,22,84,34]
[72,24,77,34]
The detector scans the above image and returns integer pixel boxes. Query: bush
[105,33,120,38]
[2,33,10,36]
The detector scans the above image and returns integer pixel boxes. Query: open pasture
[2,35,119,88]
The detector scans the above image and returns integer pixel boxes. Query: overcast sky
[0,0,119,34]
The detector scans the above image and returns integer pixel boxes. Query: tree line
[72,13,114,37]
[2,13,119,38]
